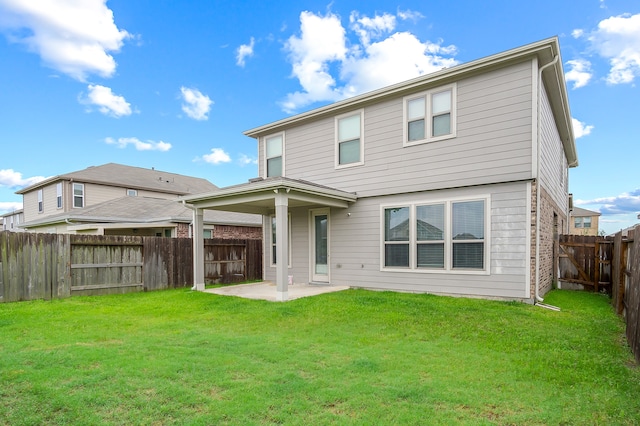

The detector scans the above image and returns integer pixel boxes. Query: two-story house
[569,206,601,236]
[182,37,577,303]
[1,209,24,232]
[15,163,261,238]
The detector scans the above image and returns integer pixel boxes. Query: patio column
[275,190,289,301]
[192,207,205,291]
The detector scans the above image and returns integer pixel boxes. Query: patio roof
[180,176,358,214]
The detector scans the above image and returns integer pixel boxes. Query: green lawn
[1,289,638,425]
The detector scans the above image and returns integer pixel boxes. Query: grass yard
[1,288,639,425]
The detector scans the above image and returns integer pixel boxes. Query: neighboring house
[569,207,601,236]
[15,163,261,238]
[17,196,261,238]
[1,209,24,232]
[182,37,578,303]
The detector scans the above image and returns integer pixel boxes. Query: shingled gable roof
[16,163,218,195]
[570,207,602,217]
[19,196,261,228]
[244,36,577,168]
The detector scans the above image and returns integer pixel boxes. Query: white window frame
[37,189,43,213]
[127,189,138,197]
[380,195,490,275]
[56,183,63,209]
[270,214,292,268]
[403,83,457,147]
[264,132,285,178]
[73,183,85,208]
[335,109,364,169]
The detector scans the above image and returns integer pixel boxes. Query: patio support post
[192,207,205,291]
[275,191,289,301]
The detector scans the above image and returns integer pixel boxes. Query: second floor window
[404,84,456,146]
[265,134,283,177]
[56,183,63,209]
[37,189,43,213]
[336,110,364,167]
[73,183,85,208]
[574,217,592,228]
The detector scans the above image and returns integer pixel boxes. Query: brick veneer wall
[213,225,262,239]
[176,222,190,238]
[530,181,566,299]
[175,222,262,239]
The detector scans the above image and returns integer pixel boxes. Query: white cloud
[0,0,130,81]
[80,84,132,117]
[280,10,458,113]
[572,118,594,139]
[236,37,255,67]
[105,137,171,151]
[0,169,47,189]
[576,188,640,215]
[180,87,213,120]
[201,148,231,165]
[0,201,23,213]
[580,13,640,84]
[397,9,424,22]
[238,154,258,166]
[350,11,396,46]
[565,59,593,88]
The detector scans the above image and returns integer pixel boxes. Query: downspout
[535,54,559,304]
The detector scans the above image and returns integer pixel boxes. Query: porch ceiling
[180,177,357,214]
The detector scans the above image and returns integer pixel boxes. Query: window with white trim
[265,134,284,177]
[127,189,137,197]
[404,84,456,146]
[270,214,291,267]
[335,110,364,167]
[382,197,487,272]
[73,183,84,208]
[574,217,591,228]
[37,189,43,213]
[56,183,63,209]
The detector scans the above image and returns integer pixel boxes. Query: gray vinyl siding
[264,182,530,300]
[269,60,534,198]
[539,81,569,210]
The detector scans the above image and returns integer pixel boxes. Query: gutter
[535,54,559,306]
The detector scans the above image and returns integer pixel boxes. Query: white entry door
[311,209,329,283]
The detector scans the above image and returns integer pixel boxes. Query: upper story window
[56,183,63,209]
[127,189,138,197]
[265,133,284,177]
[37,189,43,213]
[335,110,364,168]
[574,217,592,228]
[404,84,456,146]
[73,183,85,208]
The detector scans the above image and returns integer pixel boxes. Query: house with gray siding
[182,37,578,302]
[15,163,261,238]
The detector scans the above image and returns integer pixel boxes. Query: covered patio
[181,177,357,301]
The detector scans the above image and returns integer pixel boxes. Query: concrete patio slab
[203,282,350,302]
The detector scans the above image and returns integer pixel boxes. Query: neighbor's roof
[243,36,577,167]
[16,163,218,195]
[19,196,262,228]
[570,207,601,217]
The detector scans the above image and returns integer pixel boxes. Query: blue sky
[0,0,638,235]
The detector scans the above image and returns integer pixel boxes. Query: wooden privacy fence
[0,231,262,303]
[558,234,613,293]
[609,227,640,362]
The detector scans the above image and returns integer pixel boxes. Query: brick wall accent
[176,222,190,238]
[213,225,262,239]
[530,181,566,299]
